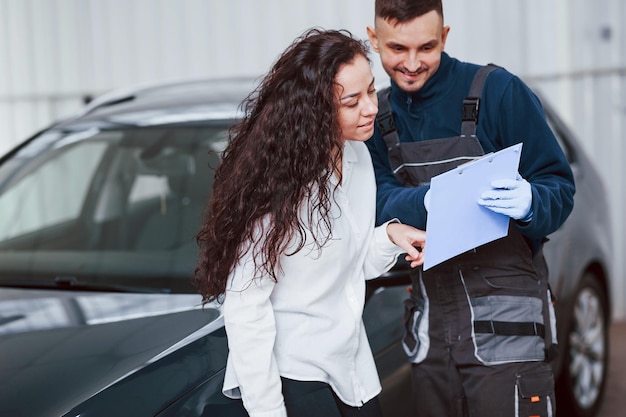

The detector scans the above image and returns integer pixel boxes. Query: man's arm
[482,74,576,239]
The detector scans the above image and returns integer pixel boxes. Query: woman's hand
[386,223,426,268]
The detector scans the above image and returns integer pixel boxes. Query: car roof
[59,77,262,128]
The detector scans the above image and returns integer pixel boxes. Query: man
[365,0,575,416]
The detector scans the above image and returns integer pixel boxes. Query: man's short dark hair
[375,0,443,24]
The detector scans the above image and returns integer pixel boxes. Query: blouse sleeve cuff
[373,218,404,256]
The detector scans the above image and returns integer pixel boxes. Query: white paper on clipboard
[423,142,523,270]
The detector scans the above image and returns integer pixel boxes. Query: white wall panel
[0,0,625,317]
[4,0,36,95]
[31,0,59,93]
[0,1,11,101]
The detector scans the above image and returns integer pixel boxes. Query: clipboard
[423,143,523,270]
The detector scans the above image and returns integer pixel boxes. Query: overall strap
[376,86,397,151]
[377,86,414,185]
[461,63,500,138]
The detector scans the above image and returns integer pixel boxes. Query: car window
[0,125,229,293]
[0,138,107,241]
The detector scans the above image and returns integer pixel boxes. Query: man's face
[367,10,449,93]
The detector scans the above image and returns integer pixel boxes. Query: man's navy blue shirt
[366,52,576,254]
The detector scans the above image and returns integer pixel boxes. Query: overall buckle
[377,112,396,135]
[462,97,480,122]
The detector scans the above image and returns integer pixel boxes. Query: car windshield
[0,124,229,293]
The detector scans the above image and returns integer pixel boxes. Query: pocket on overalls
[402,295,429,363]
[461,268,546,364]
[515,366,556,417]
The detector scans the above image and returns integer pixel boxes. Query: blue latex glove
[478,176,533,221]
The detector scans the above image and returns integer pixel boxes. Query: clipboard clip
[457,152,495,174]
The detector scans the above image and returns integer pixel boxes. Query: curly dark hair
[193,28,371,303]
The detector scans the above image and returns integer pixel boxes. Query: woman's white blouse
[222,140,404,417]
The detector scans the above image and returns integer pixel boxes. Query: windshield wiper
[0,276,170,294]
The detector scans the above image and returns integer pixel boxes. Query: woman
[194,28,426,417]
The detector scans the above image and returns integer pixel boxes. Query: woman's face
[335,55,378,143]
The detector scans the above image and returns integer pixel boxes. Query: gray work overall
[377,65,557,417]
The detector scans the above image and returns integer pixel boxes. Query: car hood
[0,287,224,417]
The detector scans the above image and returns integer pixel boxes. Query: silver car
[0,78,612,417]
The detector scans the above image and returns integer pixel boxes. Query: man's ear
[441,25,451,50]
[366,26,379,52]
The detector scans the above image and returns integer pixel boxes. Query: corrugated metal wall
[1,0,624,318]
